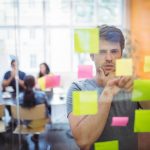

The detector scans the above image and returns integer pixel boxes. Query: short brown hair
[99,25,125,51]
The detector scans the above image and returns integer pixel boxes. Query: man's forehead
[11,61,16,66]
[99,39,121,50]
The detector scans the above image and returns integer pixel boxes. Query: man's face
[92,39,122,76]
[11,61,17,70]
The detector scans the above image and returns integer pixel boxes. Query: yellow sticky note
[132,79,150,101]
[116,58,133,76]
[38,77,46,91]
[144,56,150,72]
[134,110,150,132]
[73,91,98,116]
[74,28,99,53]
[94,140,119,150]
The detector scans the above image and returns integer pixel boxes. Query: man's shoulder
[18,71,26,79]
[19,70,26,75]
[3,71,11,79]
[5,71,11,75]
[69,79,98,91]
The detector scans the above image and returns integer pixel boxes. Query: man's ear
[90,54,94,61]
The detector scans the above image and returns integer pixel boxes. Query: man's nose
[105,52,113,62]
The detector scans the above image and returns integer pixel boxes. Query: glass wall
[0,0,123,75]
[0,1,124,148]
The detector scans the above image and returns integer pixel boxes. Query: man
[67,25,150,150]
[2,59,26,93]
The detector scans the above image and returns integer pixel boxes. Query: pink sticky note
[111,117,129,126]
[45,75,60,88]
[78,65,93,79]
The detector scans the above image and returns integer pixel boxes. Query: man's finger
[118,76,131,88]
[125,85,133,92]
[124,79,133,90]
[98,68,106,78]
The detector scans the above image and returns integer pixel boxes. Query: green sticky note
[74,28,99,53]
[94,140,119,150]
[134,110,150,132]
[116,58,133,76]
[132,79,150,101]
[73,91,98,116]
[144,56,150,72]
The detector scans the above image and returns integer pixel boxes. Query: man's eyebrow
[110,48,119,51]
[99,49,107,51]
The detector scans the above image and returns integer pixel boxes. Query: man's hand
[95,67,134,93]
[117,76,134,92]
[95,67,115,87]
[11,69,16,78]
[95,68,120,96]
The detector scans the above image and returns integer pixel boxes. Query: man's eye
[111,50,118,54]
[99,50,106,54]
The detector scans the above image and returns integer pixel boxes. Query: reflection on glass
[73,0,96,25]
[98,0,122,25]
[19,29,44,73]
[49,28,72,72]
[19,2,43,25]
[0,2,16,26]
[45,0,71,25]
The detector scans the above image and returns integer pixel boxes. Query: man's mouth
[103,65,114,70]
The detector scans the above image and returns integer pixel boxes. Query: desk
[0,92,16,105]
[0,92,69,124]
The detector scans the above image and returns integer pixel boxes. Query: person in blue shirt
[2,59,26,93]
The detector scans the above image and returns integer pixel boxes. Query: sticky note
[45,75,60,88]
[111,117,129,126]
[78,65,93,79]
[144,56,150,72]
[132,79,150,101]
[73,91,98,116]
[116,58,133,76]
[38,77,46,91]
[74,28,99,53]
[94,140,119,150]
[134,110,150,132]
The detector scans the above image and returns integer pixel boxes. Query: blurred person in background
[2,59,26,93]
